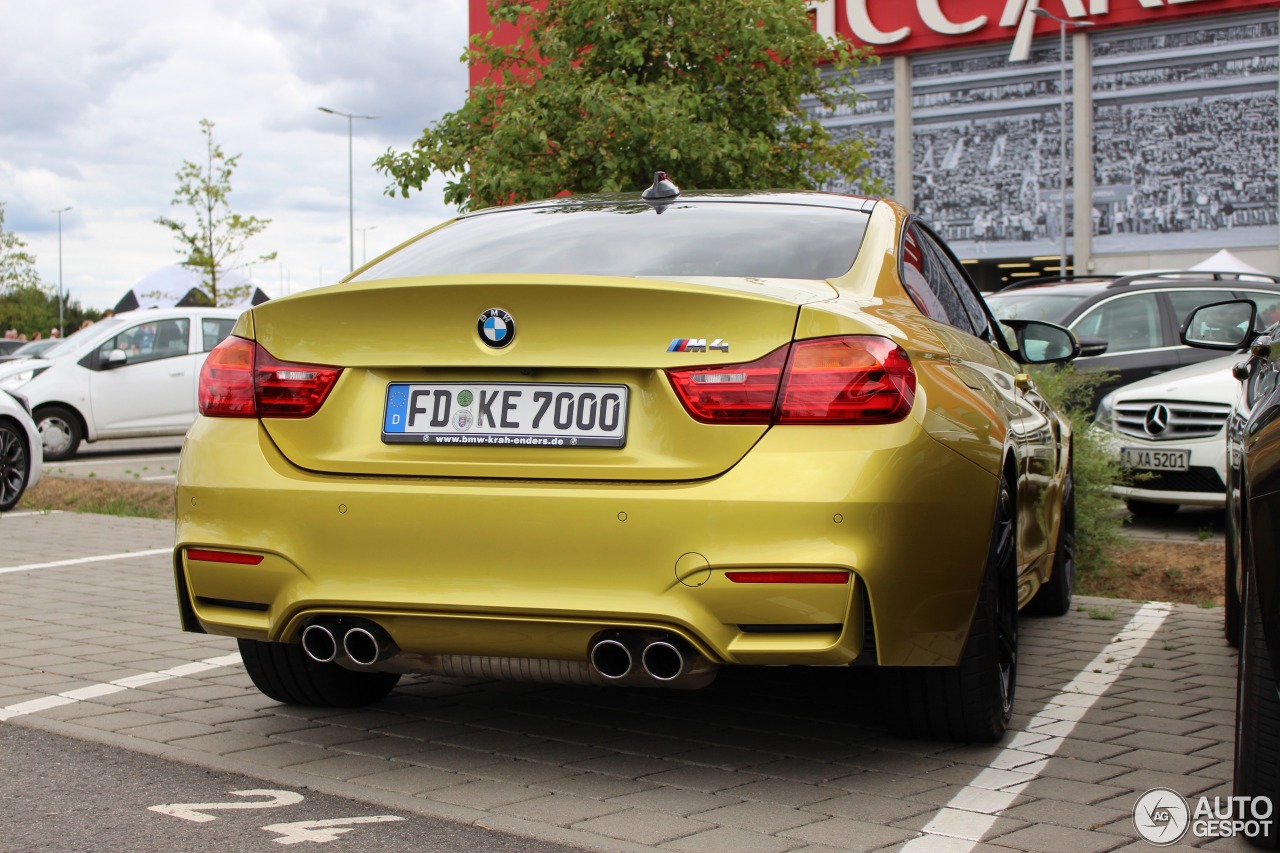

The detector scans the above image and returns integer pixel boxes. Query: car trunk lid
[251,274,835,481]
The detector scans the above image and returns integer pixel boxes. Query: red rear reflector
[726,571,850,584]
[199,336,342,419]
[186,548,264,566]
[667,336,914,426]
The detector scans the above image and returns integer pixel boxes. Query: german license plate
[382,382,628,447]
[1121,447,1190,471]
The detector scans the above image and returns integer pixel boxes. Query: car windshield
[11,339,58,357]
[984,292,1091,323]
[353,201,872,282]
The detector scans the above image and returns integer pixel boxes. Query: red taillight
[665,346,788,424]
[666,336,915,426]
[199,336,256,417]
[777,337,915,425]
[199,336,342,419]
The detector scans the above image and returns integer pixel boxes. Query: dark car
[0,338,60,362]
[985,272,1280,410]
[1183,298,1280,848]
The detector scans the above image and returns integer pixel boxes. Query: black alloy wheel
[1026,468,1075,617]
[0,420,30,511]
[883,475,1017,742]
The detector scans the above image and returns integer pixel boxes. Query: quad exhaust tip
[300,623,338,663]
[589,638,633,679]
[343,625,393,667]
[301,620,398,667]
[641,639,687,681]
[588,632,709,686]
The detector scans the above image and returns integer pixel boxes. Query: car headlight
[0,369,37,390]
[1094,393,1115,431]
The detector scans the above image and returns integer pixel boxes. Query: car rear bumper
[174,417,998,668]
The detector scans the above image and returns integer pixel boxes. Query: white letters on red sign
[808,0,1223,59]
[846,0,911,45]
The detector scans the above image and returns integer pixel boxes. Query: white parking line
[0,510,62,519]
[141,474,177,481]
[0,548,170,575]
[901,601,1174,851]
[0,653,242,722]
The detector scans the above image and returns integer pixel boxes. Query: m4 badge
[668,338,730,353]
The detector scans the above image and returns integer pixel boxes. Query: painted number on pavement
[149,789,304,823]
[148,789,406,844]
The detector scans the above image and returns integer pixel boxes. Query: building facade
[811,0,1280,286]
[468,0,1280,286]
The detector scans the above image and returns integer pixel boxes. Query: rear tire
[1235,572,1280,848]
[35,404,81,461]
[1125,498,1179,519]
[238,638,400,707]
[1226,531,1241,647]
[0,419,31,511]
[882,476,1017,742]
[1026,470,1074,617]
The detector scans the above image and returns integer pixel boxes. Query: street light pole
[357,225,378,266]
[318,107,378,273]
[51,206,71,336]
[1032,9,1093,278]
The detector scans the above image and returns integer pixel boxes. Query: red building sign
[816,0,1278,60]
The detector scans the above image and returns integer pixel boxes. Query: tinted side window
[1072,294,1162,353]
[202,318,236,352]
[901,226,962,329]
[920,227,991,340]
[97,318,190,365]
[1237,290,1280,329]
[1168,290,1237,330]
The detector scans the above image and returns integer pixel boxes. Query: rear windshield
[983,291,1091,323]
[353,202,871,282]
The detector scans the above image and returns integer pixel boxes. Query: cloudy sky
[0,0,471,310]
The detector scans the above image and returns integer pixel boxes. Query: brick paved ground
[0,511,1254,852]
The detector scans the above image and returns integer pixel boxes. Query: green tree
[0,203,43,294]
[377,0,881,211]
[156,118,276,306]
[1030,364,1129,578]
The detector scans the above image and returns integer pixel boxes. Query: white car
[1094,353,1240,517]
[0,387,42,511]
[0,307,242,460]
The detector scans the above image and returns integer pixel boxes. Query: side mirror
[1181,299,1256,350]
[1076,336,1109,358]
[1001,319,1081,364]
[104,348,128,369]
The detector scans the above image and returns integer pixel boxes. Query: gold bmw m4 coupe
[174,177,1080,742]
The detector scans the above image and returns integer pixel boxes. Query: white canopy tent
[113,265,270,313]
[1189,249,1270,278]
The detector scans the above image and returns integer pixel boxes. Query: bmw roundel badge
[478,308,516,349]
